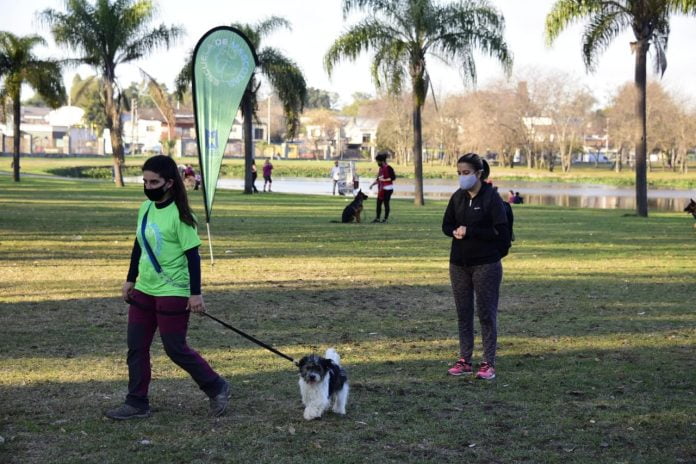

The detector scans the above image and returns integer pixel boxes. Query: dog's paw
[332,407,346,415]
[303,409,322,421]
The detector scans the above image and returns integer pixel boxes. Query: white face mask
[458,174,478,191]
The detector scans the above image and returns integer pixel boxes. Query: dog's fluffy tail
[325,348,341,366]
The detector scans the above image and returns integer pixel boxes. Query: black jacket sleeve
[442,195,458,237]
[126,239,141,282]
[185,246,202,295]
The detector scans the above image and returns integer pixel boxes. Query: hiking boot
[105,403,151,420]
[447,358,472,376]
[371,218,381,223]
[381,218,389,223]
[476,362,496,380]
[209,380,230,417]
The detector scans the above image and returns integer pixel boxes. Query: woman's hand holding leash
[188,294,206,313]
[453,226,467,239]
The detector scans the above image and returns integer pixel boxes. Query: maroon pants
[125,290,223,409]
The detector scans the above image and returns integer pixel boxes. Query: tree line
[2,0,696,216]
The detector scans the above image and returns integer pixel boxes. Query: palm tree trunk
[12,91,21,182]
[412,98,424,206]
[242,89,254,194]
[634,41,649,217]
[104,78,124,187]
[109,116,125,187]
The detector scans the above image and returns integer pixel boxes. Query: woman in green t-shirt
[106,155,229,420]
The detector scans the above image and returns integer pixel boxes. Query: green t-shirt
[134,200,201,297]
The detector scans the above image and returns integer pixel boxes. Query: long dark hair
[142,155,197,227]
[457,153,490,181]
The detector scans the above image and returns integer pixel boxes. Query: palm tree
[325,0,512,206]
[545,0,696,217]
[176,17,307,194]
[40,0,183,187]
[0,32,66,182]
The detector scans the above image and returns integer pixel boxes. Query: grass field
[1,174,695,463]
[3,154,696,188]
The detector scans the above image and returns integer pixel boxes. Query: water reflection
[124,176,693,212]
[389,179,693,212]
[397,190,691,211]
[518,193,688,212]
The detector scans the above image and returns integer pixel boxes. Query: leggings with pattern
[449,261,502,366]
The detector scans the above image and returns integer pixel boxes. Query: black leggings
[376,189,393,220]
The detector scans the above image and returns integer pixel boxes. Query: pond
[126,176,694,212]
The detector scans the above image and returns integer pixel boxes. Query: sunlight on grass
[1,176,695,463]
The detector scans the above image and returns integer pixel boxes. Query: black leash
[126,299,297,365]
[200,312,297,365]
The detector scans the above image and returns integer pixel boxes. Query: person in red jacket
[369,152,396,223]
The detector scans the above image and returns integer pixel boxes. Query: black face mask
[144,184,169,202]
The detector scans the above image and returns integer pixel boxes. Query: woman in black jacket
[442,153,510,380]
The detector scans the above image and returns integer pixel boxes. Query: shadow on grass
[2,275,693,358]
[1,347,694,464]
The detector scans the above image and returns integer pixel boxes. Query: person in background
[251,160,259,193]
[442,153,510,381]
[508,190,515,204]
[263,158,274,192]
[369,152,395,223]
[330,160,341,195]
[106,155,230,420]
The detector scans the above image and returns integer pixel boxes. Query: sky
[1,0,696,108]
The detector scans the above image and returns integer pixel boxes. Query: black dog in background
[333,190,368,223]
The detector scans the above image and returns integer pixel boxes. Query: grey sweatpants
[449,261,502,366]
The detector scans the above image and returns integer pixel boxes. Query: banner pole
[206,221,215,266]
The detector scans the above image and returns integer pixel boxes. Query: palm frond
[370,40,408,94]
[324,18,397,76]
[342,0,404,19]
[140,68,175,129]
[174,53,192,100]
[40,0,180,78]
[117,24,183,64]
[229,23,259,48]
[651,30,668,76]
[666,0,696,15]
[258,47,307,138]
[545,0,611,46]
[24,59,66,108]
[255,16,291,37]
[581,9,631,71]
[71,75,99,105]
[0,31,66,107]
[425,2,512,82]
[39,1,101,59]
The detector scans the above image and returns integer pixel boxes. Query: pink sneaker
[447,359,472,376]
[476,362,496,380]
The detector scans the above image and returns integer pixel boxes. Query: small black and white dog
[298,348,349,420]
